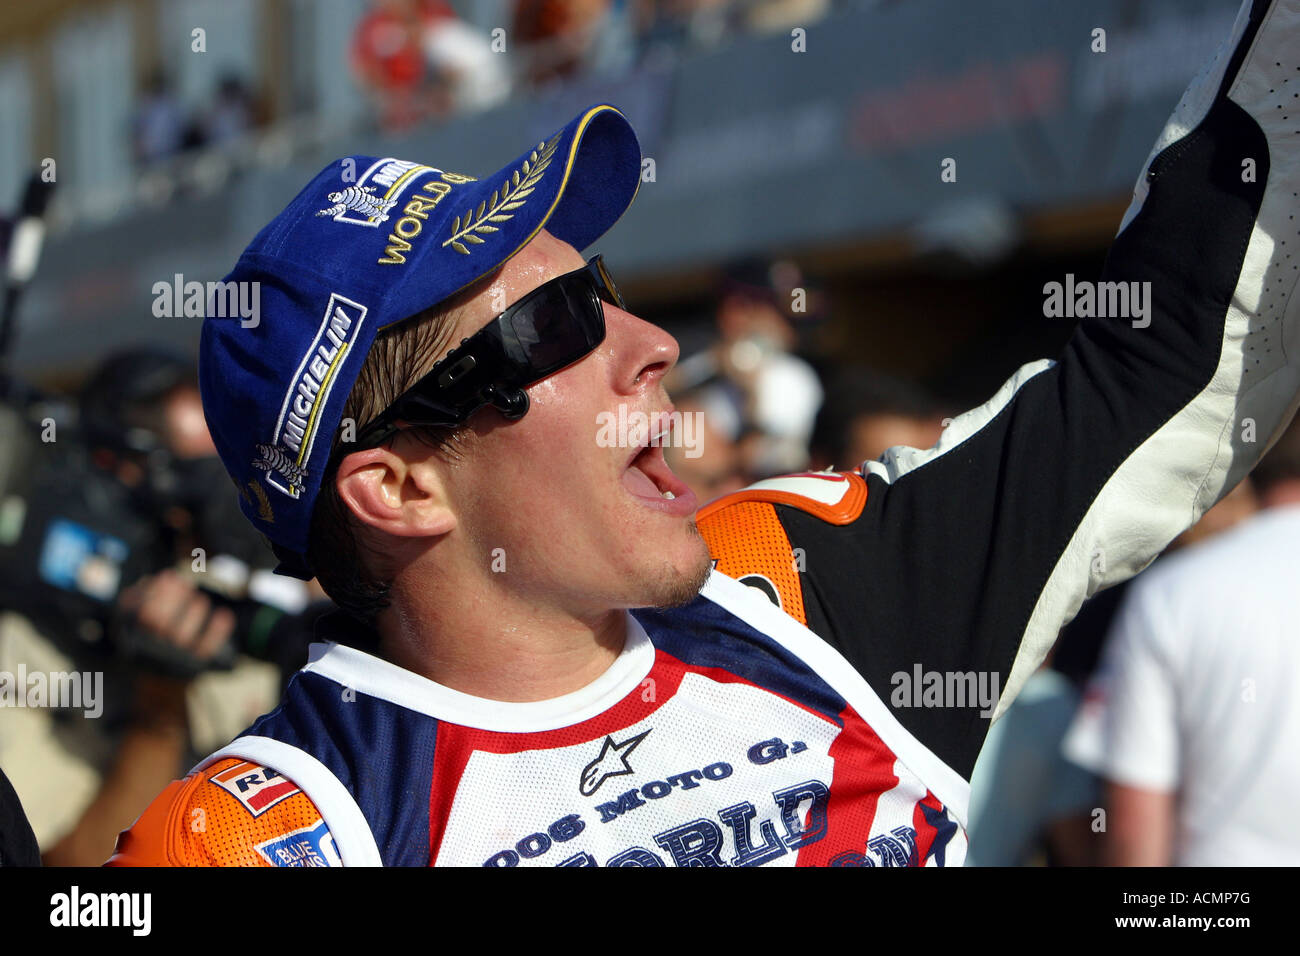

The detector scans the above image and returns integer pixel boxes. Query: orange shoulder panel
[697,499,807,624]
[107,757,336,867]
[696,472,868,625]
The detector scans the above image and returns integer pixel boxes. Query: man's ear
[334,438,457,539]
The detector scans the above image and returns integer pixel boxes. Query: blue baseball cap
[199,104,642,578]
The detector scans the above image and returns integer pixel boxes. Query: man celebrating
[111,0,1300,866]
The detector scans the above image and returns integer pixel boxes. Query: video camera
[0,174,311,678]
[0,357,313,676]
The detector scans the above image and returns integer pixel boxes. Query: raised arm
[700,0,1300,780]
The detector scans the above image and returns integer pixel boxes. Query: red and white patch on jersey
[212,760,301,817]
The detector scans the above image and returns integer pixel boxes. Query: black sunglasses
[355,255,624,448]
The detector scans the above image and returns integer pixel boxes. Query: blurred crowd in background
[2,0,1296,867]
[345,0,853,130]
[130,0,864,163]
[133,70,259,166]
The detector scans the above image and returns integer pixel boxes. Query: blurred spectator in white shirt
[669,259,825,478]
[424,13,511,111]
[1064,415,1300,866]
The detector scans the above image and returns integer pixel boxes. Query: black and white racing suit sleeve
[783,0,1300,781]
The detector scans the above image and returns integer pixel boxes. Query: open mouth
[622,441,699,516]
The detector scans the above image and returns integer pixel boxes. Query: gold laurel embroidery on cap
[443,132,562,256]
[247,479,275,523]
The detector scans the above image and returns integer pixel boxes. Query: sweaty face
[436,230,713,616]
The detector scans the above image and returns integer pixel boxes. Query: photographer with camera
[0,349,320,865]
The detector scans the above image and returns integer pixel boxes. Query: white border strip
[700,570,973,826]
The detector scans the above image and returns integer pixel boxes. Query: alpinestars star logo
[579,729,651,797]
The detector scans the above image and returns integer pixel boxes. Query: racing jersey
[109,0,1300,867]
